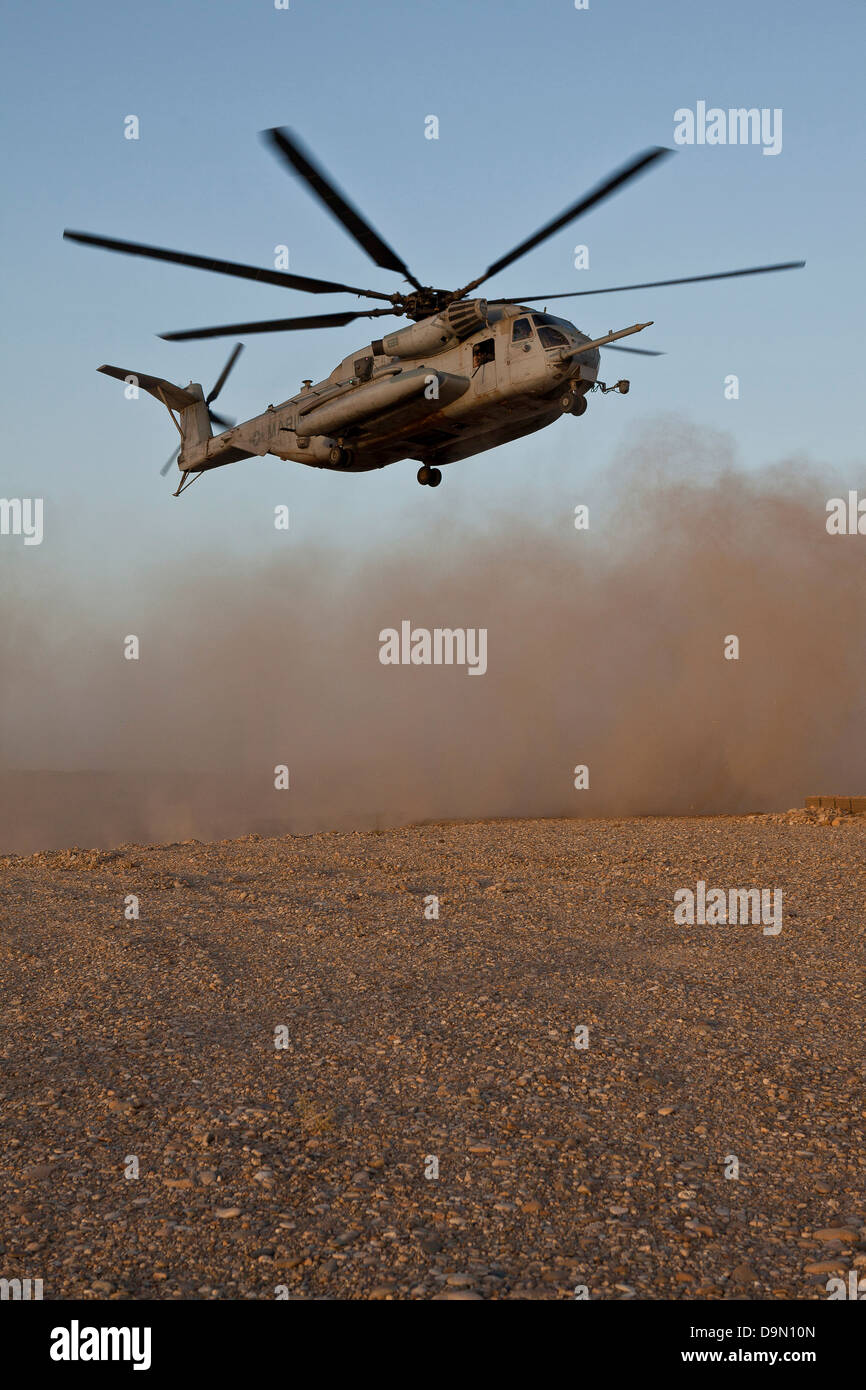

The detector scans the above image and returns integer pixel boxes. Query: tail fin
[97,365,213,450]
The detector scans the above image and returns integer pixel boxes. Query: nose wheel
[417,465,442,487]
[560,389,588,416]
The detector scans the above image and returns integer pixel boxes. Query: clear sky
[2,0,864,584]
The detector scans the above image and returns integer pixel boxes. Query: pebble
[2,815,861,1301]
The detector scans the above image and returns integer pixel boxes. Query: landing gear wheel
[417,465,430,486]
[559,391,575,412]
[329,445,351,467]
[427,466,442,488]
[571,394,588,417]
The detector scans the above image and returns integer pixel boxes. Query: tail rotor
[160,343,243,475]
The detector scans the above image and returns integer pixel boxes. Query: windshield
[532,312,574,330]
[531,312,573,349]
[536,324,570,349]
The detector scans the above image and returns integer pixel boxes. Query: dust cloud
[2,417,863,852]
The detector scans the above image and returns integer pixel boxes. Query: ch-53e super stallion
[63,128,804,494]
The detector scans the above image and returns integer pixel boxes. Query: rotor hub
[400,288,455,321]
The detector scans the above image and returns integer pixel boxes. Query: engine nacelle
[372,299,488,359]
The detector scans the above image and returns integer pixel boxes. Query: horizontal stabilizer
[97,365,197,411]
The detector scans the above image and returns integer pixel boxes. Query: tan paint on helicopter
[170,302,618,477]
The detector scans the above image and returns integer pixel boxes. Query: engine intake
[372,299,488,359]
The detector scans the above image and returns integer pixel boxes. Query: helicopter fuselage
[177,302,602,479]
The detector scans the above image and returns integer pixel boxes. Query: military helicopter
[64,129,804,493]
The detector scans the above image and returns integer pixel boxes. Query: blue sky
[2,0,863,585]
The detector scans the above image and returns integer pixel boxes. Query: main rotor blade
[159,306,398,342]
[452,147,672,300]
[262,127,423,291]
[602,344,665,356]
[501,260,806,303]
[206,343,244,404]
[63,230,396,301]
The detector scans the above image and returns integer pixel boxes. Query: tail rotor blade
[208,409,235,430]
[206,342,244,404]
[160,446,180,477]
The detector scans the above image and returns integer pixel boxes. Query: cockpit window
[536,325,570,349]
[532,312,573,330]
[511,317,532,342]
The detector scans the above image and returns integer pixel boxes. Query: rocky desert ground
[0,810,863,1301]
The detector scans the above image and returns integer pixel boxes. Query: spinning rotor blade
[160,446,180,477]
[602,344,665,356]
[159,306,398,342]
[63,230,395,302]
[452,147,672,300]
[206,343,244,404]
[501,260,806,304]
[262,127,423,291]
[207,410,235,430]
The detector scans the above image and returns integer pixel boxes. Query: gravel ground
[0,812,863,1301]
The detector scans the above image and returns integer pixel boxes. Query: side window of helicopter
[472,338,496,370]
[535,325,570,349]
[511,317,533,342]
